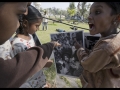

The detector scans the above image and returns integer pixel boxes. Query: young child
[75,2,120,88]
[0,2,60,88]
[11,5,52,88]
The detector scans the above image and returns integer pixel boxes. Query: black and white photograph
[84,32,101,50]
[50,31,84,77]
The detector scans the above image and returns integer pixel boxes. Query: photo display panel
[50,30,84,78]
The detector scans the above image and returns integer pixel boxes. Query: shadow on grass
[48,23,57,26]
[38,30,47,31]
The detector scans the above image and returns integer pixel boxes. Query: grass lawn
[36,20,89,88]
[36,20,89,44]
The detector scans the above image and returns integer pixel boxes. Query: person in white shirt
[42,11,48,31]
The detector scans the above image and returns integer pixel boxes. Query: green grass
[75,79,82,88]
[59,76,72,87]
[43,61,57,88]
[36,20,89,88]
[36,20,89,44]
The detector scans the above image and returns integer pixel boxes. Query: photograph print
[84,32,101,50]
[50,31,84,78]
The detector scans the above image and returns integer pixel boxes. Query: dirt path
[55,74,82,88]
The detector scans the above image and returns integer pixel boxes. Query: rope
[42,17,89,31]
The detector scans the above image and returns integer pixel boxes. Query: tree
[77,2,87,21]
[67,2,76,17]
[52,7,57,19]
[61,10,68,17]
[40,7,44,12]
[77,2,92,22]
[32,2,41,12]
[67,2,76,24]
[84,3,91,20]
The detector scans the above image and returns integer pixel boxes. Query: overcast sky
[32,2,93,10]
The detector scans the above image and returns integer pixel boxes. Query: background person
[42,11,48,31]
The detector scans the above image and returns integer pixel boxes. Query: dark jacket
[0,42,54,88]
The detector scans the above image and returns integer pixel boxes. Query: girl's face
[88,2,117,37]
[28,19,42,34]
[0,2,29,45]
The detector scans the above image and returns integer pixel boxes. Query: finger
[58,43,61,46]
[75,41,79,45]
[56,42,61,46]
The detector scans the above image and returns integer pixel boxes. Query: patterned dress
[11,34,46,88]
[0,40,13,60]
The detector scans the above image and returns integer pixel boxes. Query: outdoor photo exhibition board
[50,31,84,78]
[50,31,101,78]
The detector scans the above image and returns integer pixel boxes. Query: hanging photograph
[50,31,84,78]
[84,32,101,50]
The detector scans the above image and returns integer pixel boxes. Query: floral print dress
[0,40,13,60]
[11,34,46,88]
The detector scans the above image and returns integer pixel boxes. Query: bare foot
[42,83,51,88]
